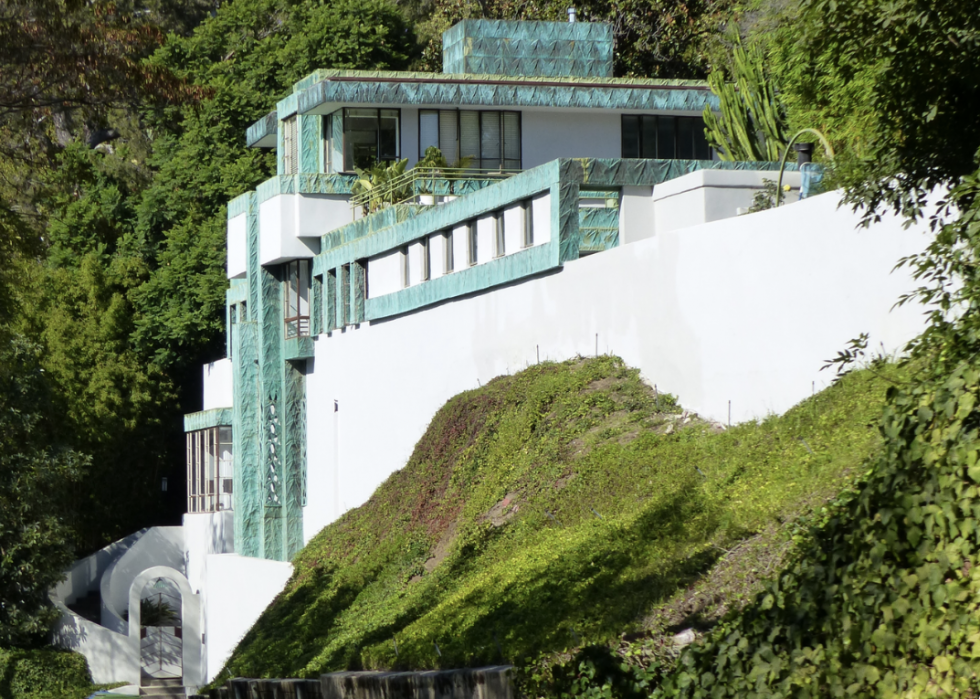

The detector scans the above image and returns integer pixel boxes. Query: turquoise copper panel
[256,174,356,203]
[183,408,235,432]
[246,111,278,148]
[442,20,613,78]
[300,114,321,174]
[295,77,716,118]
[325,269,337,332]
[351,261,365,325]
[312,275,323,337]
[285,337,316,361]
[366,241,558,319]
[233,320,261,558]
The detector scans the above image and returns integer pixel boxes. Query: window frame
[418,109,522,171]
[284,260,311,339]
[342,108,401,172]
[186,426,233,514]
[621,114,711,161]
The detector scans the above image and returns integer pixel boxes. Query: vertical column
[337,265,350,329]
[300,114,322,175]
[233,193,263,557]
[259,263,285,561]
[282,358,306,558]
[557,181,581,263]
[351,261,365,325]
[312,275,323,337]
[326,269,337,332]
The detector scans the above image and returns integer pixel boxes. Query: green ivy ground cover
[0,647,104,699]
[215,356,898,684]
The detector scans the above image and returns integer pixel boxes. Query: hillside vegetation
[216,355,898,682]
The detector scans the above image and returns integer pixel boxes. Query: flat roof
[247,70,715,148]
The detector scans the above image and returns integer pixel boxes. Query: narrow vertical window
[421,238,430,281]
[401,246,410,288]
[282,117,298,175]
[467,221,478,265]
[444,230,454,273]
[494,211,505,257]
[522,200,534,247]
[187,427,233,513]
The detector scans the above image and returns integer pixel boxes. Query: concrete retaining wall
[199,667,513,699]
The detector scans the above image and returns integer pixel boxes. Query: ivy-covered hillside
[214,355,898,683]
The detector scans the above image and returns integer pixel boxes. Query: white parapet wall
[649,168,802,237]
[302,189,930,539]
[203,359,234,411]
[202,554,293,683]
[51,603,139,684]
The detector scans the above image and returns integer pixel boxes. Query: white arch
[128,566,203,688]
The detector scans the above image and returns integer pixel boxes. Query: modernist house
[50,17,930,693]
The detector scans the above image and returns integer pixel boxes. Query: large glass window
[419,110,521,171]
[622,115,711,160]
[343,108,400,171]
[187,426,233,513]
[284,260,310,339]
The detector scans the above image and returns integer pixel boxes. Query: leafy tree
[132,0,418,370]
[0,332,86,647]
[767,0,980,220]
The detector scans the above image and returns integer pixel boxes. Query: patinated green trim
[351,261,365,324]
[325,269,337,332]
[293,79,716,119]
[256,174,357,204]
[300,114,321,174]
[366,241,557,319]
[183,408,234,432]
[228,194,252,220]
[246,111,278,149]
[233,320,262,558]
[227,278,248,305]
[284,336,316,361]
[579,206,620,252]
[443,20,613,78]
[312,275,323,337]
[292,69,709,94]
[337,265,349,328]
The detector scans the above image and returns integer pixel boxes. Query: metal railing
[350,166,522,213]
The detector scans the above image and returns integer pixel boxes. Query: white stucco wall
[368,249,404,298]
[227,215,247,279]
[203,555,293,683]
[51,604,139,685]
[302,189,930,538]
[203,359,234,411]
[259,195,320,265]
[182,510,235,597]
[104,527,185,622]
[652,169,802,235]
[521,110,622,168]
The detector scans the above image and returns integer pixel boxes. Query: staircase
[140,677,186,699]
[66,590,101,624]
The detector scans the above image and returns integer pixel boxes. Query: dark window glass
[343,108,400,171]
[622,115,712,160]
[676,117,695,159]
[694,124,711,160]
[622,115,640,158]
[641,116,659,158]
[657,116,676,159]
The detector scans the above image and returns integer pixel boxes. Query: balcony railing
[350,166,521,213]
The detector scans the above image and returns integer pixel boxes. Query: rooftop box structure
[442,19,614,78]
